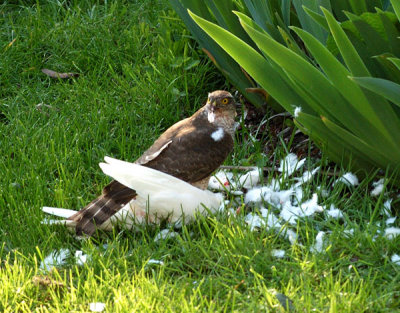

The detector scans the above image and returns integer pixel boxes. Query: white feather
[99,156,224,225]
[42,157,224,231]
[211,127,224,141]
[42,206,77,218]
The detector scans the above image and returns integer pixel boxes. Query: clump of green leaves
[188,1,400,176]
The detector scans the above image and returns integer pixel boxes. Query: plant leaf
[351,77,400,108]
[291,26,396,150]
[189,10,305,112]
[322,7,370,76]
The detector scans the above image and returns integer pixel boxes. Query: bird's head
[206,90,237,120]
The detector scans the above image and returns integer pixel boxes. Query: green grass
[1,1,400,312]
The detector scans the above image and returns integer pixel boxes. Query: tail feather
[42,218,77,227]
[68,180,136,236]
[46,156,223,236]
[42,206,77,218]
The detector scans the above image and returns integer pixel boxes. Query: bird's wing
[137,123,233,184]
[135,117,188,165]
[68,180,136,235]
[100,157,223,217]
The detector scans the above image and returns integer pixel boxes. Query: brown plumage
[69,90,237,235]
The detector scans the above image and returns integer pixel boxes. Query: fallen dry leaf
[5,38,17,51]
[41,68,79,79]
[245,87,269,101]
[32,275,68,290]
[202,48,217,65]
[36,103,59,116]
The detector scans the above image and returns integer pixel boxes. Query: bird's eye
[221,98,229,104]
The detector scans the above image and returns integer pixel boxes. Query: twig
[219,165,341,177]
[219,165,277,172]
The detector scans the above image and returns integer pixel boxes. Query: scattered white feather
[268,178,282,191]
[245,213,265,231]
[300,193,324,214]
[244,186,271,204]
[278,153,306,176]
[211,127,224,142]
[147,259,164,265]
[218,200,231,212]
[334,172,359,187]
[386,217,396,225]
[245,184,294,209]
[269,189,295,208]
[383,199,392,216]
[292,187,303,205]
[75,250,88,266]
[325,205,344,219]
[238,168,260,189]
[244,209,281,231]
[89,302,106,312]
[280,193,324,225]
[271,249,285,258]
[294,167,320,187]
[294,107,301,118]
[384,227,400,239]
[260,208,282,228]
[391,254,400,265]
[343,229,354,237]
[317,186,330,198]
[310,231,326,253]
[280,202,301,225]
[154,229,178,242]
[40,249,69,270]
[284,229,298,245]
[371,179,385,196]
[208,170,234,190]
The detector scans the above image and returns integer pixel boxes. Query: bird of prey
[47,90,237,235]
[43,157,224,231]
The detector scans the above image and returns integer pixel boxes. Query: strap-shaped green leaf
[322,7,370,76]
[189,10,303,112]
[303,6,329,31]
[377,9,400,56]
[389,58,400,71]
[351,77,400,108]
[344,11,389,56]
[292,0,329,42]
[322,116,394,167]
[291,26,396,151]
[391,0,400,22]
[295,112,380,170]
[349,0,367,15]
[281,0,291,26]
[169,0,266,108]
[238,16,363,126]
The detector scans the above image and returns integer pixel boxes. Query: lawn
[1,0,399,312]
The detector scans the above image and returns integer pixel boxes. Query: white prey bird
[43,156,224,231]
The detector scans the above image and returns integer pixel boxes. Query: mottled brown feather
[137,106,234,182]
[68,90,236,235]
[70,181,136,235]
